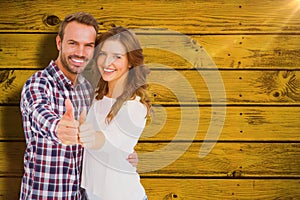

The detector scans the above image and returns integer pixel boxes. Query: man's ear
[56,35,62,51]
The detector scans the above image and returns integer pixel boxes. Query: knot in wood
[232,170,243,178]
[163,193,178,199]
[271,90,282,98]
[44,15,61,26]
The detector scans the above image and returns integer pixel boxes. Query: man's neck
[55,59,78,86]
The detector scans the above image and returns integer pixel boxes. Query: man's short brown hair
[58,12,99,40]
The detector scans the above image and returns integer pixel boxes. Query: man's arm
[21,78,79,145]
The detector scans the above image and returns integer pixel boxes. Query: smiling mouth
[69,56,87,65]
[72,58,84,63]
[103,68,115,73]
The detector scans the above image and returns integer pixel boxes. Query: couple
[20,12,151,200]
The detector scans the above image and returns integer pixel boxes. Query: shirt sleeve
[111,98,147,139]
[20,76,61,143]
[101,98,147,153]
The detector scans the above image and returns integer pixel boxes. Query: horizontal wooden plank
[0,142,25,176]
[192,35,300,69]
[1,69,300,104]
[2,106,300,141]
[136,142,300,177]
[1,177,300,200]
[141,178,300,200]
[0,0,300,34]
[0,177,21,200]
[1,34,300,69]
[2,142,300,177]
[143,106,300,141]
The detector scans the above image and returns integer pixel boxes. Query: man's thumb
[64,99,74,119]
[79,109,87,125]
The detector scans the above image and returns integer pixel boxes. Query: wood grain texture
[2,142,300,177]
[1,177,299,200]
[1,34,300,69]
[0,0,299,199]
[1,69,300,104]
[2,106,300,141]
[141,179,300,200]
[136,142,300,177]
[0,0,300,34]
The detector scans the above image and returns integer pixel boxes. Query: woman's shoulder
[122,96,147,115]
[127,96,146,108]
[114,96,147,128]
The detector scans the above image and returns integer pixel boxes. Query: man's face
[56,21,96,76]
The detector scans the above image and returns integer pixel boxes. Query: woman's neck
[107,74,128,98]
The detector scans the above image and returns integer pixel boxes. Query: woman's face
[97,40,130,89]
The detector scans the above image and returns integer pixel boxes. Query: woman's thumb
[79,109,87,125]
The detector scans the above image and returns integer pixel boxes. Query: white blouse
[81,96,147,200]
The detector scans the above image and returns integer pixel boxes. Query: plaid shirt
[20,60,93,199]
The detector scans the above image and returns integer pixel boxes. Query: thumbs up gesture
[79,110,105,150]
[57,99,80,145]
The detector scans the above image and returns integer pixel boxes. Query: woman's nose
[104,55,115,66]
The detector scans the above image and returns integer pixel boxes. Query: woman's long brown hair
[94,26,152,123]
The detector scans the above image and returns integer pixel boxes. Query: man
[20,12,137,199]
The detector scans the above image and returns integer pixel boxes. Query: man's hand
[57,99,79,145]
[127,151,138,167]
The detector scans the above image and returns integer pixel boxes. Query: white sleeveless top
[81,96,147,200]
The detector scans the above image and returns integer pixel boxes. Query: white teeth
[104,68,115,72]
[72,58,84,63]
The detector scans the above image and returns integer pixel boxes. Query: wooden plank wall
[1,0,300,199]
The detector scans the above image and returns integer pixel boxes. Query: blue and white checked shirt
[20,60,93,199]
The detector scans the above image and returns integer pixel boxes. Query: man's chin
[70,65,86,74]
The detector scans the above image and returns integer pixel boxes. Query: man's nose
[75,45,85,57]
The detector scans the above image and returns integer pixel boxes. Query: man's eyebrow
[86,41,96,46]
[67,39,77,43]
[67,39,95,45]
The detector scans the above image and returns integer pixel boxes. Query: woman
[79,26,151,200]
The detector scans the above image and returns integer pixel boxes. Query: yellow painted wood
[147,70,300,104]
[0,0,299,199]
[0,0,300,34]
[143,106,300,141]
[1,34,300,69]
[2,142,300,177]
[1,177,300,200]
[0,178,20,200]
[2,106,300,141]
[1,69,300,104]
[0,142,25,176]
[141,179,300,200]
[136,142,300,177]
[0,106,23,140]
